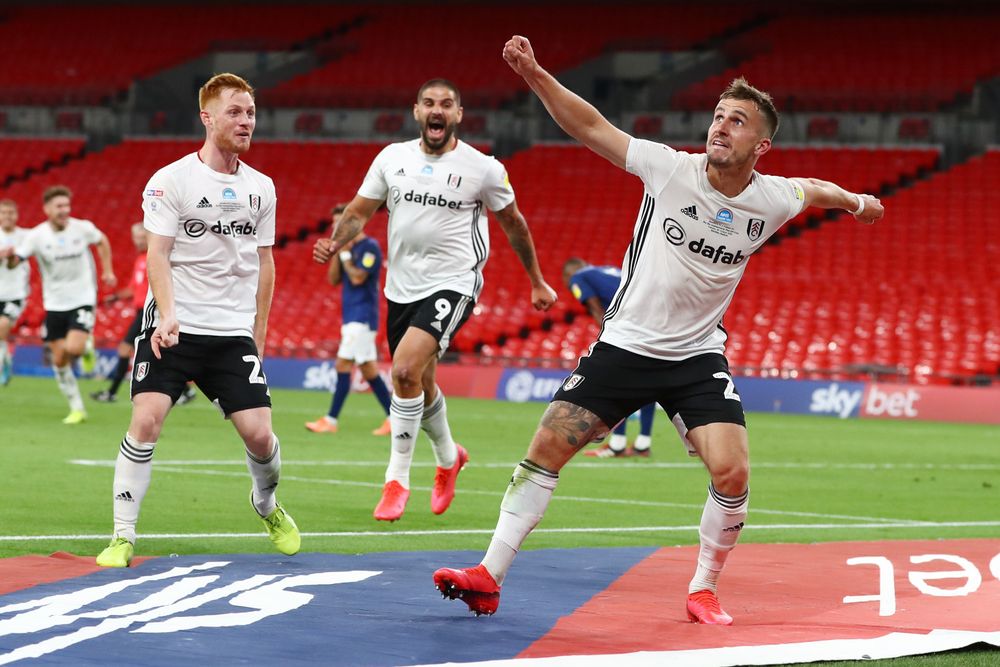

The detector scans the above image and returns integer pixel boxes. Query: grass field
[2,375,999,665]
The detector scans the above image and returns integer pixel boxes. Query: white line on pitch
[3,520,1000,542]
[68,459,1000,471]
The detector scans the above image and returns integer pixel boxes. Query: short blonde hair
[199,73,254,110]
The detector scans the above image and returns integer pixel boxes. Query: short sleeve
[357,148,390,202]
[625,138,683,194]
[78,219,103,245]
[13,230,35,259]
[256,179,277,247]
[783,177,807,221]
[569,274,595,305]
[480,158,516,212]
[142,173,180,237]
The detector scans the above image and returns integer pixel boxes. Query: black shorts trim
[131,332,271,416]
[551,342,746,432]
[386,290,474,357]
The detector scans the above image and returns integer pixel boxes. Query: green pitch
[1,375,997,559]
[2,375,999,666]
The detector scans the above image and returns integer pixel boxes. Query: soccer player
[95,73,299,568]
[305,203,393,436]
[563,257,655,458]
[313,78,557,522]
[91,223,198,405]
[433,36,884,622]
[0,199,29,386]
[2,186,115,422]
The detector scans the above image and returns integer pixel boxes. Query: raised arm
[503,35,631,169]
[493,200,557,311]
[791,178,885,225]
[254,246,275,357]
[312,195,383,263]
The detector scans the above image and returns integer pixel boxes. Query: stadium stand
[0,137,85,184]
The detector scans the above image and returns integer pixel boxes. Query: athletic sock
[107,355,130,396]
[688,484,749,594]
[246,435,281,517]
[0,342,8,369]
[327,372,351,419]
[638,403,655,436]
[386,393,423,488]
[111,433,156,544]
[633,434,652,452]
[53,364,84,412]
[421,386,457,468]
[368,374,392,415]
[481,459,559,585]
[608,433,628,453]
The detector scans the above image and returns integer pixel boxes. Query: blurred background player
[0,199,29,386]
[96,73,299,568]
[2,186,115,422]
[434,35,883,623]
[91,222,196,405]
[314,78,557,522]
[563,256,655,458]
[305,203,392,435]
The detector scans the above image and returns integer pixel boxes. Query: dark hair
[720,77,779,139]
[43,185,72,204]
[563,257,587,274]
[417,78,461,106]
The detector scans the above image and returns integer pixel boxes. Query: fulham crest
[562,373,585,391]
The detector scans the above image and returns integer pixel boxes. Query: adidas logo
[395,168,405,176]
[723,521,744,533]
[196,197,212,208]
[115,491,135,502]
[681,205,697,220]
[394,432,412,439]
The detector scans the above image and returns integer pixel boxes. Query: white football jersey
[141,152,276,338]
[0,227,30,301]
[599,138,806,360]
[358,139,515,303]
[14,218,101,311]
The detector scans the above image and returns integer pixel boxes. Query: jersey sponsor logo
[249,194,260,212]
[747,218,765,241]
[403,190,461,210]
[134,361,149,382]
[687,238,746,265]
[562,373,585,391]
[222,188,237,200]
[447,173,462,189]
[145,188,164,197]
[211,220,257,237]
[715,208,733,223]
[662,218,686,246]
[184,219,208,237]
[680,205,698,220]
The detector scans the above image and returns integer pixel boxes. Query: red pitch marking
[0,552,152,596]
[520,539,1000,659]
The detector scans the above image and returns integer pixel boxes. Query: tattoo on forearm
[332,215,363,246]
[540,401,608,449]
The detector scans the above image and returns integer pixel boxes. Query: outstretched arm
[494,200,557,311]
[312,195,383,263]
[503,35,631,169]
[792,178,885,225]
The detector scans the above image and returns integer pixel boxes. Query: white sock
[53,364,84,412]
[633,434,652,451]
[386,393,423,488]
[112,433,156,544]
[689,484,749,594]
[421,386,456,468]
[246,434,281,517]
[481,460,559,585]
[323,415,338,425]
[0,342,8,368]
[609,433,627,452]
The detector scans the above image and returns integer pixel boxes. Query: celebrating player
[305,203,393,436]
[3,187,115,422]
[433,36,884,622]
[0,199,29,386]
[95,73,299,568]
[563,257,656,458]
[314,78,557,522]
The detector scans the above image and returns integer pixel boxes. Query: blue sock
[368,374,392,415]
[327,372,351,419]
[613,420,627,436]
[639,403,655,436]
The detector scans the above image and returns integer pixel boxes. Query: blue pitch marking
[0,547,655,666]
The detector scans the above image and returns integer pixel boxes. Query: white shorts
[337,321,378,364]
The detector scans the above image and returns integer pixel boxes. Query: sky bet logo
[403,190,462,210]
[184,219,257,238]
